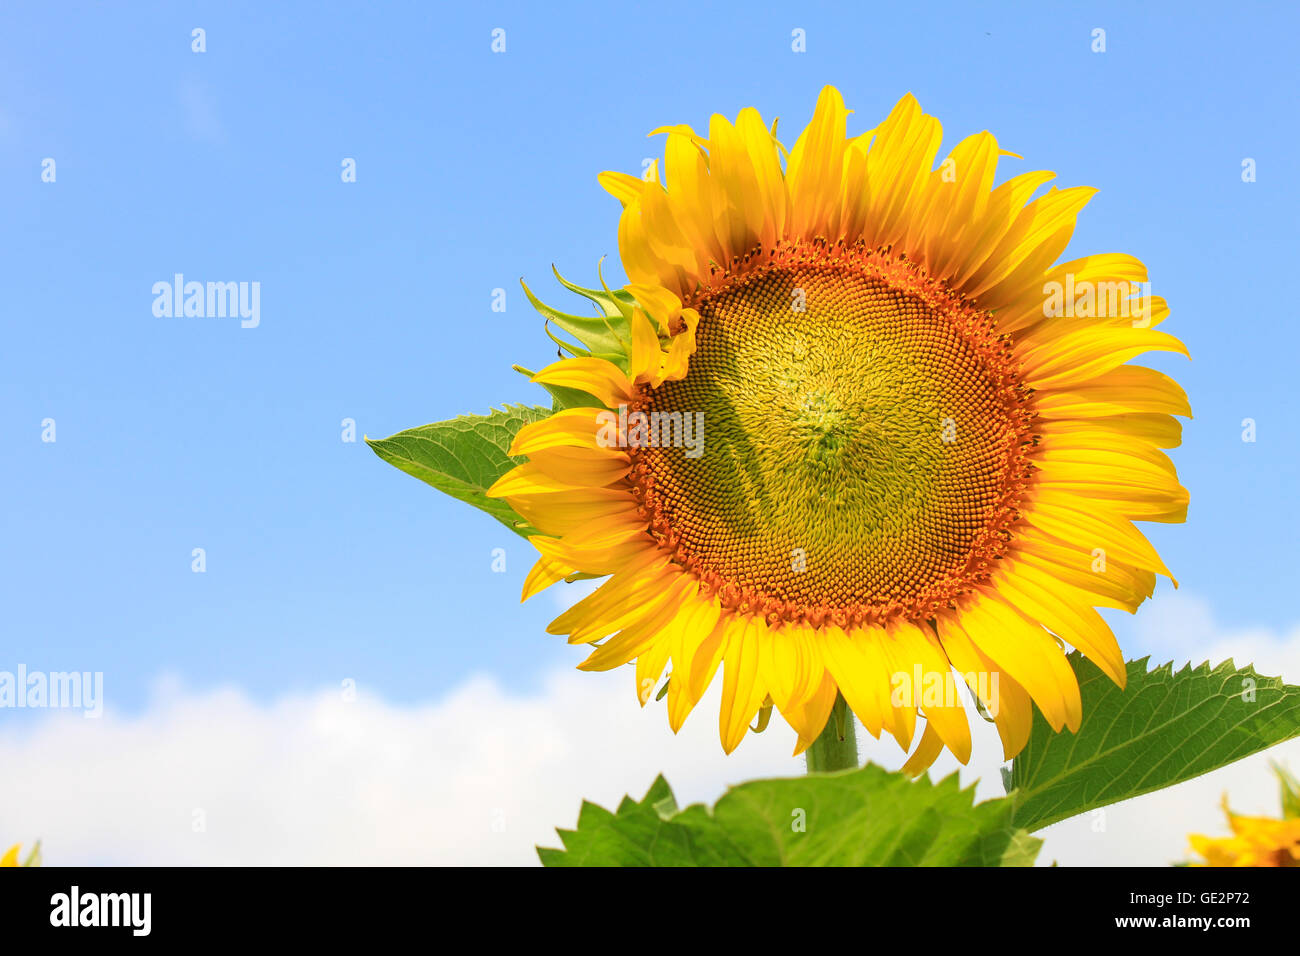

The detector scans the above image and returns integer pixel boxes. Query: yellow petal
[707,112,766,255]
[757,621,804,712]
[658,129,725,267]
[995,252,1148,334]
[625,284,682,332]
[994,562,1127,688]
[518,444,630,488]
[1026,499,1175,581]
[634,311,670,386]
[786,85,849,239]
[821,624,892,739]
[530,527,650,577]
[900,722,945,778]
[1014,525,1156,611]
[598,170,649,207]
[949,170,1056,291]
[951,593,1082,733]
[935,615,1034,760]
[521,555,577,602]
[579,574,696,671]
[923,131,1000,280]
[736,106,788,245]
[1019,327,1189,389]
[784,668,838,755]
[509,407,627,458]
[508,491,633,537]
[687,613,731,704]
[860,94,943,250]
[487,461,591,498]
[546,548,674,635]
[719,616,768,753]
[667,595,723,732]
[965,186,1098,306]
[531,357,634,410]
[1036,413,1183,450]
[1034,364,1191,419]
[888,619,972,764]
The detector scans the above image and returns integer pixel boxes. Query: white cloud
[2,591,1296,866]
[0,670,808,865]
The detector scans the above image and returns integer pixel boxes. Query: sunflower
[1189,799,1300,867]
[490,86,1189,771]
[1,842,39,867]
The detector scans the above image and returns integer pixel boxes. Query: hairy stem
[805,692,859,773]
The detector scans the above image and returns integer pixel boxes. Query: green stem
[805,692,858,773]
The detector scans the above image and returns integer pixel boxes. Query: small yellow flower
[1189,769,1300,867]
[1,842,40,867]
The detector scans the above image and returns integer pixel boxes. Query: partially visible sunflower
[491,86,1189,771]
[1,842,40,867]
[1189,805,1300,867]
[1189,766,1300,866]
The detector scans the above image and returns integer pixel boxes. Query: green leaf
[1008,654,1300,832]
[539,764,1039,867]
[998,827,1044,867]
[1273,761,1300,820]
[366,404,550,537]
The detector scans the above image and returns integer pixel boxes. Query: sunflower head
[491,86,1189,770]
[1189,769,1300,867]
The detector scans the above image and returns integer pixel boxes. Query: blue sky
[3,0,1298,724]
